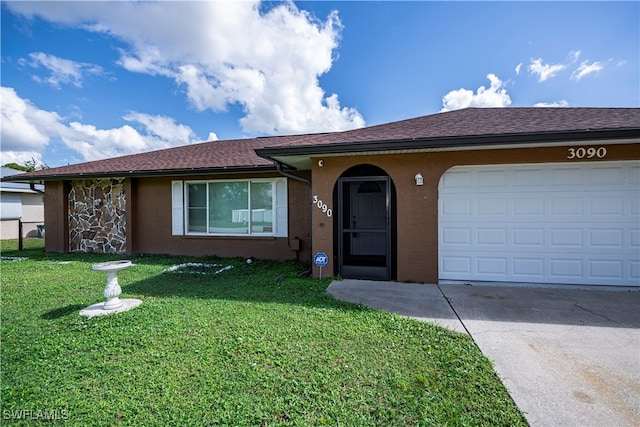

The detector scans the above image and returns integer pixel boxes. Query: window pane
[251,182,273,233]
[188,209,207,232]
[187,184,207,232]
[209,182,248,234]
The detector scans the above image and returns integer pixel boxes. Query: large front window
[176,178,286,237]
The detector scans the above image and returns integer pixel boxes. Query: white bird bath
[80,260,142,318]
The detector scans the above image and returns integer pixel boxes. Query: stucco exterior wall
[129,174,311,261]
[43,173,311,262]
[21,193,45,222]
[44,181,68,253]
[21,193,45,238]
[0,220,18,240]
[38,141,637,274]
[310,143,640,283]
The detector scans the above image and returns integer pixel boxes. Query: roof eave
[0,164,278,183]
[0,187,42,194]
[255,128,640,158]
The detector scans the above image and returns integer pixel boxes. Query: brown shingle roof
[263,107,640,148]
[8,134,317,181]
[6,107,639,182]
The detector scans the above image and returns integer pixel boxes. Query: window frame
[177,178,287,237]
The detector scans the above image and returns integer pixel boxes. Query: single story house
[0,167,45,239]
[5,108,639,286]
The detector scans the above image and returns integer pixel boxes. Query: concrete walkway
[326,279,640,427]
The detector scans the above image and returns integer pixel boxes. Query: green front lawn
[1,239,526,426]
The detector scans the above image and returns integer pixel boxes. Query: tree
[2,158,48,172]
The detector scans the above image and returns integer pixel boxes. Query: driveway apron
[326,280,640,427]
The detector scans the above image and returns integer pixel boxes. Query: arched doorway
[334,165,396,280]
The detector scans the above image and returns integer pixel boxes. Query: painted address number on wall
[312,195,333,217]
[567,147,607,160]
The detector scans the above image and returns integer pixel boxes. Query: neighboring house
[0,167,45,240]
[4,108,639,286]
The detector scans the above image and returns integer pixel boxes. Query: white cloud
[6,1,365,135]
[1,86,201,164]
[0,87,63,165]
[441,74,512,112]
[0,151,43,167]
[533,100,569,107]
[21,52,104,89]
[571,60,604,81]
[568,50,581,63]
[528,58,566,82]
[123,112,197,144]
[515,63,522,75]
[527,51,606,83]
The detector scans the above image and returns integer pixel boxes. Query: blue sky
[1,1,638,168]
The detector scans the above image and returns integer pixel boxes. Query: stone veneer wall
[69,178,126,253]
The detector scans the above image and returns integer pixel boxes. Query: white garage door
[439,161,640,286]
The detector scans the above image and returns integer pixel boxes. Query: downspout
[269,159,313,268]
[273,160,311,186]
[30,183,45,194]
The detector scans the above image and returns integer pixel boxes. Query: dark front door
[338,176,391,280]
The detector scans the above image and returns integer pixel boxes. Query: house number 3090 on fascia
[312,195,332,217]
[567,147,607,160]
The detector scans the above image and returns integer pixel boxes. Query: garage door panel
[513,258,545,277]
[513,228,545,246]
[441,199,471,216]
[589,166,627,185]
[590,197,625,215]
[631,262,640,280]
[441,228,472,245]
[440,253,637,285]
[550,228,583,246]
[477,228,507,245]
[630,165,640,184]
[440,169,472,188]
[478,199,507,215]
[549,259,584,279]
[551,167,584,185]
[477,257,508,275]
[513,168,547,186]
[514,198,545,215]
[439,161,640,286]
[441,256,471,275]
[443,227,639,250]
[590,260,624,279]
[443,195,633,220]
[589,229,624,248]
[477,170,506,186]
[551,198,584,215]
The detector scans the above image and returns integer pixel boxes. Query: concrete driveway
[327,280,640,427]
